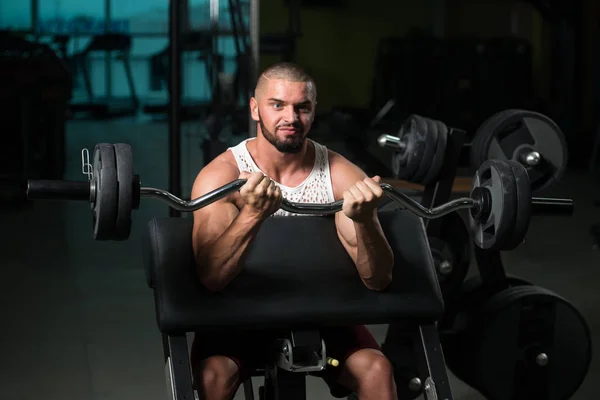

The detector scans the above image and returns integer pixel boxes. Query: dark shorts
[190,325,381,398]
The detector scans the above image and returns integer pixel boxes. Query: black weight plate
[439,274,532,334]
[473,285,592,400]
[441,275,533,389]
[472,109,568,194]
[113,143,134,241]
[470,110,511,169]
[92,143,118,241]
[422,119,448,186]
[413,116,439,184]
[392,117,426,181]
[503,161,532,250]
[429,212,472,300]
[469,160,517,250]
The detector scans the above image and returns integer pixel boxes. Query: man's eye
[273,103,282,109]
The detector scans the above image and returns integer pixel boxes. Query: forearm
[353,215,394,291]
[195,207,264,291]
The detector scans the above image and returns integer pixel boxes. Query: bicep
[330,153,369,258]
[190,163,240,256]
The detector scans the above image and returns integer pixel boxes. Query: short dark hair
[254,62,317,100]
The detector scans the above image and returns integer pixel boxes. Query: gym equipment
[142,33,215,121]
[379,114,448,186]
[443,284,591,400]
[439,274,532,333]
[144,208,454,400]
[470,109,568,194]
[22,143,574,248]
[428,212,472,299]
[69,34,139,119]
[0,32,71,185]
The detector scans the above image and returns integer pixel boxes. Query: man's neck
[250,136,314,184]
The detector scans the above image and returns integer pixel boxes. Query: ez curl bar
[25,143,573,251]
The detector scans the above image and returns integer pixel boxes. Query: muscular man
[190,62,397,399]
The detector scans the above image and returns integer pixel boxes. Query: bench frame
[162,322,453,400]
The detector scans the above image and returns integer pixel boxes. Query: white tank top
[228,138,336,216]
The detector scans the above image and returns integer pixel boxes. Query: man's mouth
[278,127,300,134]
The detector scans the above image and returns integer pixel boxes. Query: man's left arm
[332,159,394,291]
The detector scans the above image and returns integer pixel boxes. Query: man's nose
[284,106,298,122]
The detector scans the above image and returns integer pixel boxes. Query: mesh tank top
[228,138,336,217]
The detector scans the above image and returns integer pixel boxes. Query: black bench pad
[143,209,444,334]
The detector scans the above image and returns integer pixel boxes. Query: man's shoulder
[205,150,239,175]
[325,147,360,173]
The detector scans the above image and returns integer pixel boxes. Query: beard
[258,113,305,154]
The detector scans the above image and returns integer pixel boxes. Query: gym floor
[0,119,597,400]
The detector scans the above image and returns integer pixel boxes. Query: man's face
[250,79,316,153]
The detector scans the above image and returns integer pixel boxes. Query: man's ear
[250,97,259,122]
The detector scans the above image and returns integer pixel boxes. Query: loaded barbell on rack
[378,110,569,194]
[24,143,574,250]
[470,109,568,194]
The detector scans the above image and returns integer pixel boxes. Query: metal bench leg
[164,333,195,400]
[414,323,454,400]
[243,379,255,400]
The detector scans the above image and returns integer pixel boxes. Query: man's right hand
[239,171,283,219]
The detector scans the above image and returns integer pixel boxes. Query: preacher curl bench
[142,209,451,400]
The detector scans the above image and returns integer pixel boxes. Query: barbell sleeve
[27,180,90,201]
[531,197,573,216]
[377,134,406,150]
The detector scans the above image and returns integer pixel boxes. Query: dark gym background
[1,0,599,399]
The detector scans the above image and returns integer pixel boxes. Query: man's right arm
[191,162,265,292]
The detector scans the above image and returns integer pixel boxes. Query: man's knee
[348,350,395,390]
[194,356,240,399]
[363,353,394,383]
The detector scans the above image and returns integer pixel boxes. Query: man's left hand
[342,176,385,222]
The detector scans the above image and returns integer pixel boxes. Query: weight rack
[380,124,526,398]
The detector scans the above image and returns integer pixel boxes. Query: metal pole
[249,0,260,137]
[31,0,38,34]
[105,0,112,98]
[169,0,183,217]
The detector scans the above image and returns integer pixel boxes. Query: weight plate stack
[443,284,591,400]
[470,109,568,194]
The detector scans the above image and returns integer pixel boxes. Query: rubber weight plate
[412,116,439,184]
[470,109,568,194]
[113,143,134,241]
[440,274,533,332]
[469,159,518,250]
[470,110,513,169]
[392,115,427,181]
[503,161,532,250]
[91,144,118,241]
[440,275,533,388]
[428,212,472,300]
[471,285,592,400]
[421,119,448,186]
